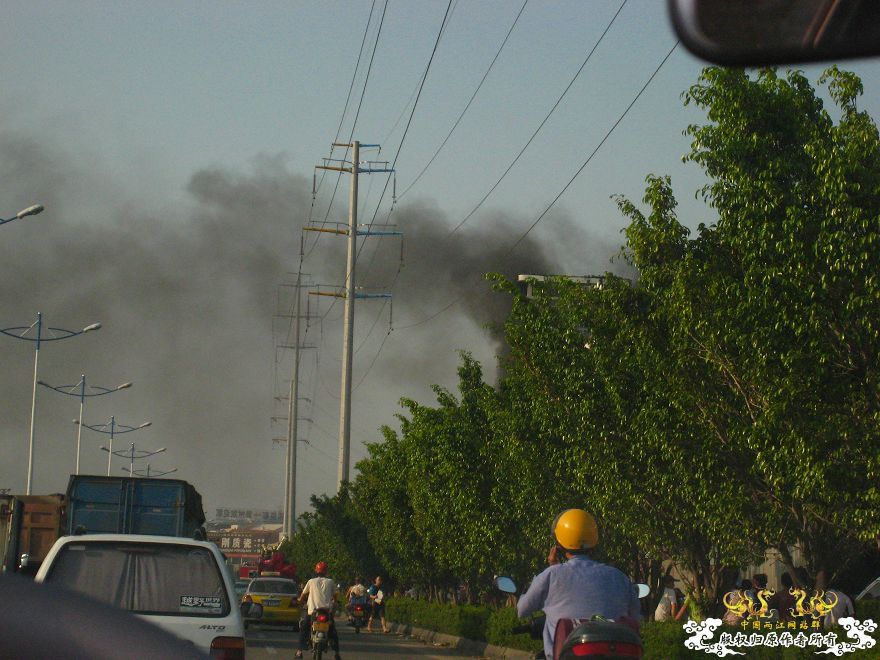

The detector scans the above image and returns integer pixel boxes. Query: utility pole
[339,140,358,491]
[311,140,397,491]
[285,272,303,538]
[274,279,317,539]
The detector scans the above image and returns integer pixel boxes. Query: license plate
[312,621,330,632]
[263,599,280,607]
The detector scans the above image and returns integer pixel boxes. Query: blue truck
[65,475,205,538]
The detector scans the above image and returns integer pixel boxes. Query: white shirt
[654,587,677,621]
[301,576,337,615]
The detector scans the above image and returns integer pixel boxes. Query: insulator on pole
[312,171,317,198]
[392,173,397,203]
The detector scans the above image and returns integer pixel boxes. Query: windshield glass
[249,579,297,594]
[44,541,229,617]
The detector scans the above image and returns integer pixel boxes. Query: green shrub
[857,599,880,624]
[485,606,543,653]
[386,598,488,640]
[386,599,880,658]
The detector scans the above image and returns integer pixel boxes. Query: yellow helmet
[552,509,598,552]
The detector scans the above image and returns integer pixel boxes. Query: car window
[44,542,230,617]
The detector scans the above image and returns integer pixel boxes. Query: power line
[397,0,529,201]
[381,0,461,147]
[306,0,378,238]
[361,0,454,235]
[447,0,629,237]
[507,41,680,254]
[394,39,680,332]
[317,0,453,325]
[306,0,389,261]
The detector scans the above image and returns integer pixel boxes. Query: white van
[35,534,246,658]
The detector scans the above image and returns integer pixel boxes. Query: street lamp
[75,416,151,476]
[38,376,132,475]
[0,204,44,226]
[101,442,165,475]
[122,464,177,478]
[0,313,101,494]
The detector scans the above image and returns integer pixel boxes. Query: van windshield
[44,541,229,617]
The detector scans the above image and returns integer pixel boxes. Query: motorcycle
[496,576,648,660]
[309,607,333,660]
[350,600,369,633]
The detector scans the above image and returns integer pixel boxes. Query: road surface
[245,622,488,659]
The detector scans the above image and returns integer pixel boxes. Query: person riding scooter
[516,509,641,660]
[346,576,368,624]
[296,561,340,660]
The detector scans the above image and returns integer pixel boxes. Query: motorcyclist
[295,561,341,660]
[345,576,368,622]
[516,509,641,660]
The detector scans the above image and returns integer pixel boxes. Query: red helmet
[314,561,328,575]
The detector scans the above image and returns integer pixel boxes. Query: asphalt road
[245,622,486,659]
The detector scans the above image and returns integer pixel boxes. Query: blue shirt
[517,555,641,659]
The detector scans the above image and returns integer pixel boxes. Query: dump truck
[1,494,66,576]
[65,474,205,538]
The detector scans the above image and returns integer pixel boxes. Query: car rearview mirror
[668,0,880,65]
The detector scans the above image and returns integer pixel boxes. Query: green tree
[676,67,880,588]
[284,489,383,586]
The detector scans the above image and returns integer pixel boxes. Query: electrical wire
[397,0,529,201]
[305,0,389,261]
[359,0,454,239]
[507,41,680,254]
[317,0,453,326]
[395,39,680,331]
[447,0,629,237]
[305,0,378,241]
[354,0,623,330]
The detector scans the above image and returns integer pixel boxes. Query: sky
[2,1,880,522]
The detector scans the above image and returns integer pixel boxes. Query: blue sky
[3,1,880,517]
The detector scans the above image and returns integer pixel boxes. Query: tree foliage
[289,66,880,608]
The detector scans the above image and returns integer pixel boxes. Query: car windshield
[249,579,297,595]
[44,541,230,617]
[860,580,880,600]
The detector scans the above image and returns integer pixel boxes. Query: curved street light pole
[101,443,166,474]
[0,313,101,494]
[38,376,132,475]
[0,204,44,226]
[75,417,151,476]
[122,464,177,478]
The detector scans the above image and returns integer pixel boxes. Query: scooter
[496,576,648,660]
[309,607,333,660]
[350,600,369,633]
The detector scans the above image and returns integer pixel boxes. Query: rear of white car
[35,534,246,658]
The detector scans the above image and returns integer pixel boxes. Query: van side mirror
[18,553,29,569]
[240,602,263,619]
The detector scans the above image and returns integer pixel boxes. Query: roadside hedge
[386,598,880,658]
[386,598,541,653]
